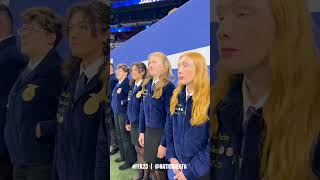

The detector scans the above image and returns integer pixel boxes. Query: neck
[186,83,194,94]
[29,47,51,65]
[244,64,270,105]
[119,77,125,82]
[136,77,142,83]
[153,76,160,81]
[82,51,104,70]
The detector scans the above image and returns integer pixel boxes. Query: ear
[47,33,57,46]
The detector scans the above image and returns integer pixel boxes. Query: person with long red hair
[211,0,320,179]
[166,52,210,180]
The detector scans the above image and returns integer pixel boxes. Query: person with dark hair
[3,7,64,180]
[109,63,119,155]
[125,62,149,179]
[111,64,136,170]
[42,2,109,180]
[0,4,26,180]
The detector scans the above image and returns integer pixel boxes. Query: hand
[125,124,131,131]
[157,145,166,158]
[138,133,144,147]
[174,171,187,180]
[170,158,181,175]
[36,123,41,138]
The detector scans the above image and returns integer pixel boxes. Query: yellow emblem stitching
[136,91,142,98]
[22,84,39,101]
[83,93,100,115]
[117,88,122,94]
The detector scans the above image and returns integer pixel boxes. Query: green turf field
[110,152,137,180]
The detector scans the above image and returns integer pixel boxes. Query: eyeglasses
[17,25,46,35]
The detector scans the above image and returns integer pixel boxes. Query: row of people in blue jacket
[0,2,108,180]
[111,52,211,180]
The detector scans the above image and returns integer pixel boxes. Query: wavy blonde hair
[212,0,320,179]
[170,52,210,126]
[141,52,173,99]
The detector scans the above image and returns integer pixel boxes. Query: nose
[68,28,79,41]
[216,20,231,42]
[69,33,77,41]
[217,27,229,42]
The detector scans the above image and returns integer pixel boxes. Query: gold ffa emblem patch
[136,91,142,98]
[57,116,64,123]
[218,146,225,155]
[22,84,39,101]
[84,94,100,115]
[117,88,122,94]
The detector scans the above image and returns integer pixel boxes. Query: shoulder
[143,80,152,89]
[111,76,118,83]
[124,77,130,84]
[164,81,175,92]
[0,46,25,64]
[51,51,64,66]
[43,50,64,75]
[121,78,130,88]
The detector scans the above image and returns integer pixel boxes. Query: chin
[218,61,241,74]
[71,54,81,58]
[21,49,30,57]
[71,50,84,58]
[20,46,27,53]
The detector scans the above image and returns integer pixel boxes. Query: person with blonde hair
[166,52,210,180]
[138,52,175,180]
[211,0,320,179]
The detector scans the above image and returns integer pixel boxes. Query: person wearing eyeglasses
[3,7,64,180]
[0,4,26,180]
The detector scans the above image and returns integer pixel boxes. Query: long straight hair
[141,52,173,99]
[212,0,320,179]
[170,52,210,126]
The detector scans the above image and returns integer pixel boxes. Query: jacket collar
[17,49,62,90]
